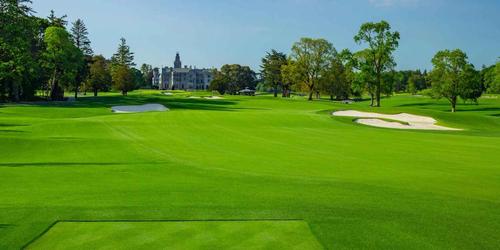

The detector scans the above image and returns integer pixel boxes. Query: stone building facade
[152,53,213,90]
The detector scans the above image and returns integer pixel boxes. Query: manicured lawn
[1,90,499,249]
[26,220,322,250]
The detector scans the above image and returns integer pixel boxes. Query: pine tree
[111,38,135,67]
[47,9,67,27]
[71,19,93,56]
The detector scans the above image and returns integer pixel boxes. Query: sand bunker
[111,104,169,113]
[188,96,201,99]
[163,92,173,96]
[332,110,460,131]
[204,96,223,100]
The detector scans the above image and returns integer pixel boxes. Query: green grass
[26,220,322,250]
[1,90,500,249]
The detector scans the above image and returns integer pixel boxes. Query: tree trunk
[316,91,320,100]
[308,91,314,101]
[376,83,381,107]
[376,72,381,107]
[330,95,334,101]
[370,93,374,107]
[451,96,457,113]
[273,86,278,98]
[93,88,98,97]
[74,87,78,99]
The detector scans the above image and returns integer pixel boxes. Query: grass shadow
[9,95,242,112]
[0,162,127,168]
[0,130,26,133]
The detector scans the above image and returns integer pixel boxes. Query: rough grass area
[26,220,322,250]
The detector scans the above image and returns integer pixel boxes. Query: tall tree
[354,20,400,107]
[111,38,135,68]
[482,62,500,93]
[70,19,93,99]
[42,26,83,100]
[209,69,229,95]
[429,49,482,112]
[219,64,256,94]
[0,0,37,101]
[112,64,134,96]
[140,63,153,88]
[286,38,335,101]
[47,9,67,27]
[71,19,93,56]
[320,50,353,100]
[88,55,111,96]
[352,49,378,105]
[261,50,287,97]
[131,67,144,89]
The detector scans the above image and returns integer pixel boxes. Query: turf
[26,220,322,250]
[1,90,500,249]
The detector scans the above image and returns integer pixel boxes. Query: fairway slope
[1,92,500,249]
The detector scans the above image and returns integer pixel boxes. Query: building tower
[174,52,182,69]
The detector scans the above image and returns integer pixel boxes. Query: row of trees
[260,21,400,105]
[259,20,498,112]
[0,0,154,101]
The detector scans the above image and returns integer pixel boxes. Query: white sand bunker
[333,110,461,131]
[163,92,173,96]
[188,96,201,99]
[204,96,223,100]
[112,104,169,113]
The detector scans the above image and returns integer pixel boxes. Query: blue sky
[32,0,500,71]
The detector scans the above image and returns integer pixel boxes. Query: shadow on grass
[5,95,244,112]
[397,102,440,108]
[0,162,127,168]
[0,123,30,127]
[456,107,500,112]
[0,224,13,229]
[0,130,26,133]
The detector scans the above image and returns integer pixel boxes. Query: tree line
[258,21,500,112]
[0,0,155,101]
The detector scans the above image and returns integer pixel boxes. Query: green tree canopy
[111,38,135,68]
[286,38,335,101]
[209,69,229,95]
[0,0,40,101]
[71,19,93,56]
[320,49,353,100]
[354,20,400,107]
[219,64,256,95]
[429,49,482,112]
[42,26,83,100]
[112,64,135,96]
[47,9,67,27]
[482,62,500,94]
[88,55,111,96]
[140,64,153,88]
[261,50,287,97]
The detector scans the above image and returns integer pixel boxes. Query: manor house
[152,53,213,90]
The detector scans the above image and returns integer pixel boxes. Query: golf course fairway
[1,91,499,249]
